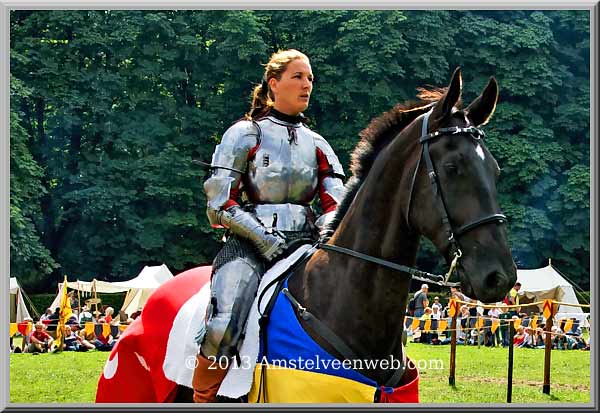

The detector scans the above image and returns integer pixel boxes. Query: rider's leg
[193,257,263,403]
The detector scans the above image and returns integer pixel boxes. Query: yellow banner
[102,323,110,338]
[424,319,431,332]
[476,317,484,329]
[10,323,18,337]
[84,322,94,336]
[448,299,457,317]
[563,318,574,333]
[530,315,538,330]
[118,324,128,332]
[491,319,500,334]
[543,299,553,319]
[513,318,521,330]
[438,319,448,332]
[411,317,420,331]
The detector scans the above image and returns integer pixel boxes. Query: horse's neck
[289,147,419,382]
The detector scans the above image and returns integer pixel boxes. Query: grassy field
[9,341,590,404]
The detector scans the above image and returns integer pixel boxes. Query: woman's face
[269,58,313,116]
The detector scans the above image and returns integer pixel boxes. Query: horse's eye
[444,163,458,174]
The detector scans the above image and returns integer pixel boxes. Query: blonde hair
[246,49,310,120]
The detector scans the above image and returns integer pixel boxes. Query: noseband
[320,108,507,287]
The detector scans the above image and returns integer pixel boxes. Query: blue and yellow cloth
[249,280,419,403]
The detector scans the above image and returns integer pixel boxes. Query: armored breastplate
[246,116,318,204]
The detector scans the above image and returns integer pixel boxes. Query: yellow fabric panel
[119,324,128,332]
[410,317,420,331]
[448,299,457,317]
[102,323,110,338]
[10,323,18,337]
[491,319,499,334]
[513,318,521,330]
[248,364,376,403]
[563,318,573,333]
[530,316,538,330]
[84,322,94,336]
[476,317,484,329]
[423,319,431,332]
[438,319,448,332]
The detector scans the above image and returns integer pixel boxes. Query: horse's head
[407,68,517,303]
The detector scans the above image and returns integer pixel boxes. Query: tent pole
[77,283,81,315]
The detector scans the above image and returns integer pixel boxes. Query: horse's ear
[465,76,499,126]
[431,67,462,123]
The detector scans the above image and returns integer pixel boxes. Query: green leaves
[10,10,590,290]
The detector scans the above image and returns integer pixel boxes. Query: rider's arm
[203,121,285,261]
[313,134,345,230]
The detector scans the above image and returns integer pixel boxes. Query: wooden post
[476,316,481,349]
[449,310,458,386]
[507,320,514,403]
[77,284,81,315]
[92,279,99,317]
[543,302,555,394]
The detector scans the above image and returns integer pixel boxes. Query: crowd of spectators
[407,284,590,351]
[11,303,143,355]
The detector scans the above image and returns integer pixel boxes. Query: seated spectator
[94,318,115,351]
[78,305,93,325]
[418,307,433,344]
[78,324,96,351]
[63,325,80,351]
[104,307,114,324]
[431,304,442,321]
[521,327,537,348]
[40,308,53,321]
[27,322,54,353]
[533,327,546,348]
[513,325,526,347]
[551,326,567,349]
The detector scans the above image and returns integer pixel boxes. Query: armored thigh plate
[201,237,265,359]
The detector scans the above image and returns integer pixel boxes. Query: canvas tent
[111,264,174,316]
[10,277,32,323]
[50,264,174,317]
[516,264,589,325]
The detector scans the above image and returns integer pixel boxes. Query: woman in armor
[193,49,346,402]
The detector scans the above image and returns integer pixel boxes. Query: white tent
[111,264,174,316]
[50,264,174,318]
[516,264,589,326]
[10,277,32,322]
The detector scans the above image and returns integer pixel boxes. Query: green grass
[9,341,590,404]
[405,342,591,403]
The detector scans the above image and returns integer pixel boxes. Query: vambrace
[217,206,287,261]
[321,175,346,204]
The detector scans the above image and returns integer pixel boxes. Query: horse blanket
[96,247,419,403]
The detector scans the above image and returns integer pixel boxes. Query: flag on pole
[55,275,73,351]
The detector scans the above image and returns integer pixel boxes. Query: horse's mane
[326,87,456,234]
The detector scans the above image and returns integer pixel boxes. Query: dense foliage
[10,10,590,292]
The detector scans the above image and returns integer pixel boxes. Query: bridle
[320,107,507,287]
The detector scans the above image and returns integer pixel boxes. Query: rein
[322,108,507,287]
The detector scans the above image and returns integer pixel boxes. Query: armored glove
[218,205,287,261]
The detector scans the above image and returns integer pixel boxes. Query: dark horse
[96,68,516,403]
